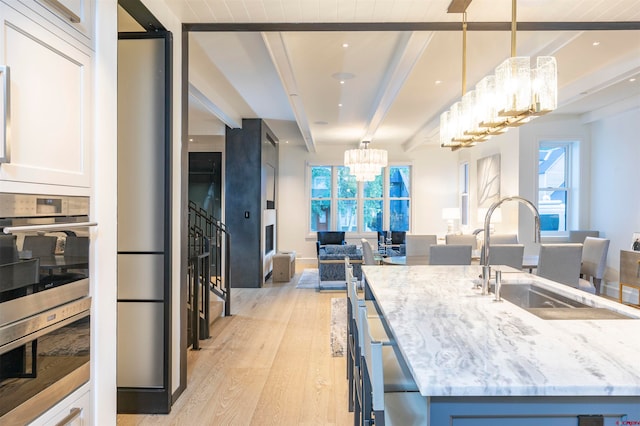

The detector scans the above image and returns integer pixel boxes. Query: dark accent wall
[225,119,278,288]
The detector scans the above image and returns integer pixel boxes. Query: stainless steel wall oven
[0,193,94,424]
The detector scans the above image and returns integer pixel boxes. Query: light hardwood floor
[117,264,352,425]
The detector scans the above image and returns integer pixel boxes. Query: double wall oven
[0,193,94,424]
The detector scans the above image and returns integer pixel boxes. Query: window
[459,162,469,227]
[538,143,571,233]
[309,165,411,233]
[389,166,410,231]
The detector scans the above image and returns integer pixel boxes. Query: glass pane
[390,200,410,231]
[337,167,357,198]
[538,190,566,232]
[363,200,383,232]
[310,200,331,232]
[337,199,357,232]
[363,174,383,198]
[538,146,566,189]
[311,166,332,198]
[389,166,410,197]
[461,194,469,226]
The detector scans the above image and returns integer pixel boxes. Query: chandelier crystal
[344,141,388,182]
[440,0,558,150]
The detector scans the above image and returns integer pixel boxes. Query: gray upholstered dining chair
[445,234,477,250]
[536,244,583,287]
[579,237,610,295]
[487,244,525,270]
[22,235,57,257]
[429,244,472,265]
[405,234,437,257]
[480,233,519,263]
[568,230,599,243]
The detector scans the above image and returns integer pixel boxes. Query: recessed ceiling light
[592,41,600,46]
[340,81,345,85]
[630,78,637,82]
[338,103,343,107]
[332,72,355,80]
[285,140,289,144]
[189,138,193,142]
[342,43,349,48]
[435,80,442,85]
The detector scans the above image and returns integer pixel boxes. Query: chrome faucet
[481,196,541,295]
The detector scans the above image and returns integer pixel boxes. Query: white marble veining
[362,264,640,397]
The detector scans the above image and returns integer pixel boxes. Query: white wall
[589,106,640,288]
[518,114,591,254]
[277,142,458,261]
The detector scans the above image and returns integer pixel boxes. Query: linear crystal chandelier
[344,140,388,182]
[440,0,558,149]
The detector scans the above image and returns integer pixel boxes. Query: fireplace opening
[265,224,274,255]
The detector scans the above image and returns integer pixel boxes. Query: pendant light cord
[511,0,517,57]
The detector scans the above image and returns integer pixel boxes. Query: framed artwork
[477,154,501,207]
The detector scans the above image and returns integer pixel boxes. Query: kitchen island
[362,264,640,426]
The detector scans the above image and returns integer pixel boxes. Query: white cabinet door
[14,0,94,48]
[35,387,91,426]
[0,3,92,188]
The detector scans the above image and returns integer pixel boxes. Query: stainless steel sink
[497,284,634,320]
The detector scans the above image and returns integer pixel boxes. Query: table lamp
[442,208,460,234]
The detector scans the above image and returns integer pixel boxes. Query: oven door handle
[2,221,97,233]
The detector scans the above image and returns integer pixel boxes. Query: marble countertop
[362,264,640,397]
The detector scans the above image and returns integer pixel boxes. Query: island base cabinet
[429,396,640,426]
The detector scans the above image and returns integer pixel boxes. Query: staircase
[187,201,231,349]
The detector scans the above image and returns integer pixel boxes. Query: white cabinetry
[20,0,93,48]
[0,1,92,189]
[30,384,91,426]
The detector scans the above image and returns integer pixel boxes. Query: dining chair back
[64,236,89,257]
[568,230,599,243]
[480,234,519,263]
[0,234,18,264]
[579,237,610,294]
[361,239,376,265]
[22,235,57,257]
[429,244,472,265]
[405,235,437,257]
[445,234,477,250]
[488,244,525,270]
[536,244,583,287]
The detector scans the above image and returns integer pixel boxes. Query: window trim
[537,140,576,236]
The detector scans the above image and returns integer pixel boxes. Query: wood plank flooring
[117,265,352,425]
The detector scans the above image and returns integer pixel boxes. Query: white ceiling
[174,0,640,151]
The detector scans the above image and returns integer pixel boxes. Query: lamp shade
[442,208,461,220]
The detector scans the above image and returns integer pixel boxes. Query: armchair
[316,231,346,255]
[318,244,362,282]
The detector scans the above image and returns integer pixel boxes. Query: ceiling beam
[362,31,436,142]
[261,32,316,153]
[447,0,473,14]
[185,21,640,32]
[188,83,241,129]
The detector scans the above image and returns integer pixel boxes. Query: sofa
[318,244,362,282]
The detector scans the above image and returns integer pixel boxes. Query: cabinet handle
[55,407,82,426]
[40,0,81,23]
[3,221,97,233]
[0,65,9,163]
